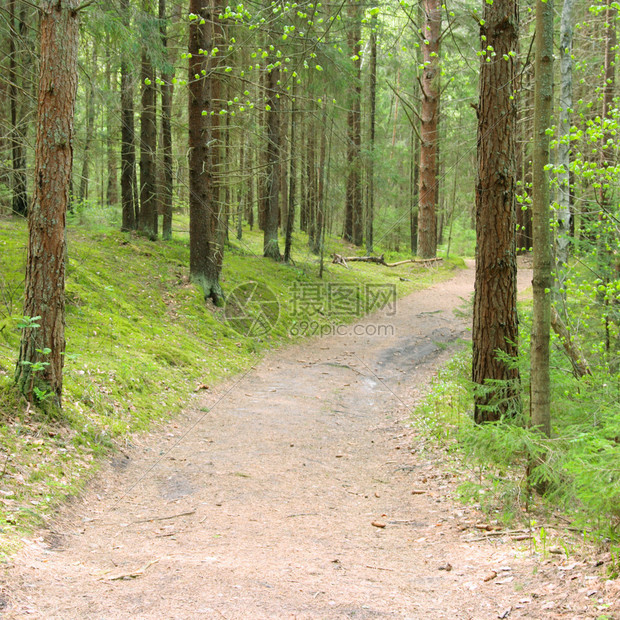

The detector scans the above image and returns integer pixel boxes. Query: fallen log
[332,253,443,268]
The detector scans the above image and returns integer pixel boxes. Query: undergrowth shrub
[413,316,620,541]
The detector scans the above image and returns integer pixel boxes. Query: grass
[0,210,464,555]
[411,291,620,547]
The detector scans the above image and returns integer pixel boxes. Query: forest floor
[1,261,619,619]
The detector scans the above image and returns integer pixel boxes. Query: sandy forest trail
[2,262,619,619]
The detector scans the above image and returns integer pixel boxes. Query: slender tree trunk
[530,0,554,436]
[106,41,118,206]
[284,89,296,263]
[472,0,521,422]
[263,63,282,259]
[366,14,377,255]
[79,45,97,204]
[556,0,577,275]
[308,113,317,251]
[8,0,28,217]
[120,0,137,231]
[344,0,363,245]
[418,0,441,258]
[160,0,174,240]
[188,0,222,303]
[15,0,79,408]
[139,0,158,239]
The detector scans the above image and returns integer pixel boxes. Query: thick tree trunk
[472,0,521,422]
[530,0,555,437]
[263,63,282,260]
[160,0,174,240]
[15,0,79,408]
[138,0,158,240]
[418,0,441,258]
[8,0,28,217]
[120,0,137,231]
[188,0,222,303]
[344,0,363,246]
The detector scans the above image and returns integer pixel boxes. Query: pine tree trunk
[160,0,174,240]
[345,0,363,245]
[472,0,521,422]
[138,0,158,240]
[120,0,137,231]
[366,15,377,255]
[284,88,296,263]
[188,0,222,303]
[79,45,97,204]
[417,0,441,258]
[15,0,79,408]
[8,0,28,217]
[530,0,555,437]
[106,41,118,206]
[263,63,282,260]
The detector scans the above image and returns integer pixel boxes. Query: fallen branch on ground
[332,253,443,268]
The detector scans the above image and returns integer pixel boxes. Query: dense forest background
[0,0,619,550]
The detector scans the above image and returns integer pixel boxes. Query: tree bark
[188,0,222,303]
[418,0,441,258]
[160,0,174,240]
[138,0,158,240]
[472,0,521,422]
[263,62,282,260]
[79,45,97,204]
[106,39,118,206]
[344,0,363,246]
[530,0,554,437]
[284,88,296,263]
[366,14,377,255]
[120,0,138,231]
[8,0,28,217]
[15,0,79,408]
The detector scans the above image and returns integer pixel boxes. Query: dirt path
[2,263,618,619]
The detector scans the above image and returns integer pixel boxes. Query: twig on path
[104,558,160,581]
[132,509,196,524]
[365,565,396,571]
[286,512,320,518]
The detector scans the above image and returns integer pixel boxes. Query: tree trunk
[160,0,174,240]
[120,0,137,231]
[366,14,377,255]
[8,0,28,217]
[79,45,97,204]
[15,0,79,408]
[139,0,158,240]
[417,0,441,258]
[344,0,363,245]
[263,62,282,260]
[284,88,296,263]
[556,0,577,275]
[106,40,118,206]
[530,0,554,437]
[472,0,521,422]
[188,0,222,303]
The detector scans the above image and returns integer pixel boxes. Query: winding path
[3,263,615,619]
